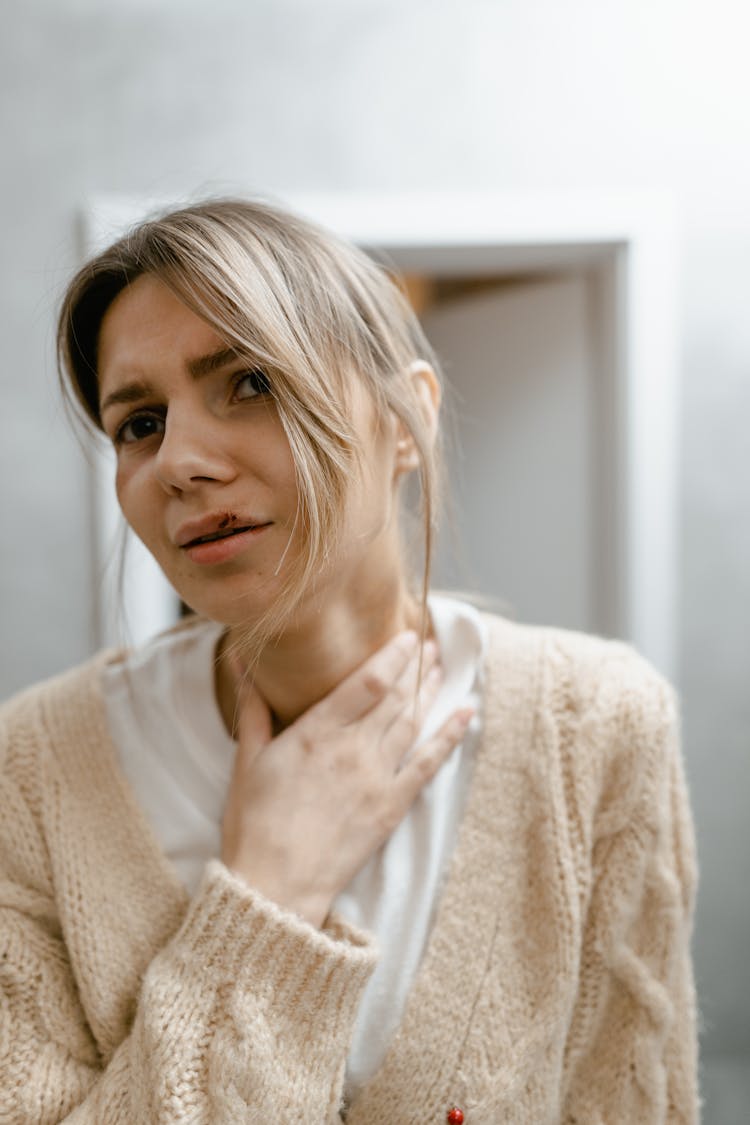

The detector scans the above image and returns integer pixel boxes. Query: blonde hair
[58,198,445,660]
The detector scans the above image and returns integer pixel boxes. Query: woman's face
[97,273,404,628]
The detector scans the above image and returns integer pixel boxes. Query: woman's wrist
[223,862,331,929]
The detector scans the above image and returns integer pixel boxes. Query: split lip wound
[187,525,257,547]
[175,512,270,549]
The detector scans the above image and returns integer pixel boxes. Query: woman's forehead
[98,275,225,391]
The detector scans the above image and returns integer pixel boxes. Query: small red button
[447,1109,464,1124]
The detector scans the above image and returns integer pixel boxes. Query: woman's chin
[175,589,275,632]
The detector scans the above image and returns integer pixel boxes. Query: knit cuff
[173,859,378,1020]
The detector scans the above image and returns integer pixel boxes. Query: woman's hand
[220,631,473,928]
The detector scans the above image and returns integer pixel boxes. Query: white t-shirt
[102,593,486,1098]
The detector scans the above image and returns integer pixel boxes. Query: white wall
[2,0,748,1103]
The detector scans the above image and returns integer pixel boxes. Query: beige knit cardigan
[0,613,699,1123]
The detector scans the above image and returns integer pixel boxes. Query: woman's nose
[154,411,237,493]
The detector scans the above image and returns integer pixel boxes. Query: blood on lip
[184,512,247,547]
[190,523,253,547]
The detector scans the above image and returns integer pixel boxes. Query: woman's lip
[182,523,272,565]
[175,513,267,548]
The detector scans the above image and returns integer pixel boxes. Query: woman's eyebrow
[186,346,239,378]
[100,348,240,416]
[100,380,153,415]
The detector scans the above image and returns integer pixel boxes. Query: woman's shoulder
[0,616,221,775]
[0,649,115,771]
[430,591,674,718]
[476,609,679,829]
[0,616,217,729]
[0,649,112,721]
[477,607,674,710]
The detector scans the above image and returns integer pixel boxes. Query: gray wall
[2,0,748,1111]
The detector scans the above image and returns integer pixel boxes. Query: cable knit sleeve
[0,687,378,1123]
[559,654,700,1123]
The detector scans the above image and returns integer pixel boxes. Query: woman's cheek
[115,462,156,545]
[115,462,137,522]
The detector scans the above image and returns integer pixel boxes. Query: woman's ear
[394,361,441,477]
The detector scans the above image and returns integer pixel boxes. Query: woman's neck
[214,579,431,738]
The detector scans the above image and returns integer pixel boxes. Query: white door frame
[81,192,678,678]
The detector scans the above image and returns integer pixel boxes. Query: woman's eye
[115,413,165,445]
[234,369,271,401]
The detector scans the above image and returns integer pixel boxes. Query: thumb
[227,651,273,750]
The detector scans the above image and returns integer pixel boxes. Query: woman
[0,199,699,1122]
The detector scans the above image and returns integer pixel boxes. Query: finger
[358,639,439,738]
[315,630,421,725]
[224,646,251,705]
[376,660,445,766]
[235,686,273,744]
[230,690,273,782]
[394,707,474,803]
[224,650,273,750]
[221,643,274,738]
